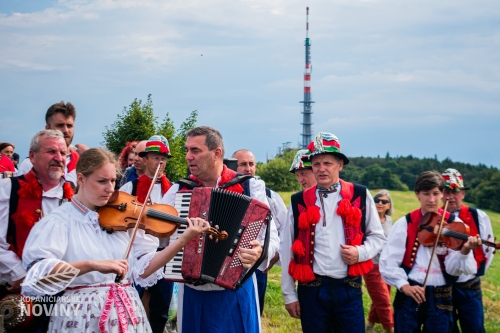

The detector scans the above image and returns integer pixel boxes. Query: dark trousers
[255,269,267,316]
[297,275,364,333]
[136,278,174,333]
[393,280,453,333]
[451,278,485,333]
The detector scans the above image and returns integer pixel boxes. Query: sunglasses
[374,198,390,204]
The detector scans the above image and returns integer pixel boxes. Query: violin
[418,212,499,252]
[98,191,228,241]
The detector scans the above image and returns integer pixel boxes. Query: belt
[455,276,481,290]
[299,274,362,288]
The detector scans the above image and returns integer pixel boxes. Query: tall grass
[261,191,500,332]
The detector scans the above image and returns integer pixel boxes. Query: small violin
[418,212,499,252]
[98,191,228,241]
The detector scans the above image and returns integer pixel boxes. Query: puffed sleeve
[131,228,164,287]
[22,214,69,297]
[444,248,477,276]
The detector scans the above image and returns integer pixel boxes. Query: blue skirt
[182,278,259,333]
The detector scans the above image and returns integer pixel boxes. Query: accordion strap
[236,212,272,288]
[219,175,253,189]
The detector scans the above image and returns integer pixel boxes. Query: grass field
[261,190,500,332]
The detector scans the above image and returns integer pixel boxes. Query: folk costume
[280,132,386,333]
[120,135,175,333]
[442,169,494,333]
[289,149,312,172]
[161,165,280,333]
[21,197,164,333]
[255,186,287,315]
[379,207,478,333]
[0,155,16,173]
[0,170,73,286]
[17,149,80,187]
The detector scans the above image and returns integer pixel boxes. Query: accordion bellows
[181,187,271,290]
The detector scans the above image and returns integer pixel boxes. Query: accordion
[165,187,271,290]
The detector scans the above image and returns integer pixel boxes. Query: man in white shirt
[18,101,79,187]
[281,132,386,333]
[441,168,493,333]
[119,135,173,333]
[232,148,288,315]
[0,130,72,295]
[161,126,280,333]
[379,171,481,332]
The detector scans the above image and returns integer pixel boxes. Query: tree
[102,95,198,182]
[102,95,156,155]
[257,149,301,192]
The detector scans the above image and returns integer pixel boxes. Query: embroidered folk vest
[7,171,73,258]
[289,179,371,283]
[131,174,172,204]
[458,205,486,276]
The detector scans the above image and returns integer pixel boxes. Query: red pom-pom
[346,207,362,227]
[292,239,306,256]
[298,211,309,230]
[18,179,42,200]
[63,182,74,199]
[19,210,37,228]
[291,263,315,283]
[336,199,351,216]
[307,205,321,225]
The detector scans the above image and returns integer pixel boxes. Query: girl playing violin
[379,171,481,333]
[21,148,209,333]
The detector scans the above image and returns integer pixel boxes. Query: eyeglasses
[374,198,390,204]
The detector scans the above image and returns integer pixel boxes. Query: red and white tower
[300,7,314,148]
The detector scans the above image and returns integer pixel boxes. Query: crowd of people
[0,100,494,333]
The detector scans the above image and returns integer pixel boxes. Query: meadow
[261,191,500,332]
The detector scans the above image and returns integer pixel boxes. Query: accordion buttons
[197,248,202,253]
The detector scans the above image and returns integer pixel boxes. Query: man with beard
[161,126,280,333]
[0,130,74,295]
[18,101,79,187]
[232,148,287,315]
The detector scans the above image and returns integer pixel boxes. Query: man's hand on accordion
[238,240,263,268]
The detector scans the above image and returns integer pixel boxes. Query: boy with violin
[379,170,481,333]
[120,135,174,333]
[441,168,494,333]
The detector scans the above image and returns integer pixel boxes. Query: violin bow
[115,161,164,283]
[422,199,449,290]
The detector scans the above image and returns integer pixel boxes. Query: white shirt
[161,177,281,291]
[120,180,169,248]
[455,207,494,282]
[257,189,288,270]
[17,156,77,187]
[21,201,162,296]
[379,213,477,290]
[0,177,65,283]
[280,185,387,304]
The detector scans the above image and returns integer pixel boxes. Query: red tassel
[292,239,306,256]
[307,205,320,225]
[292,263,315,283]
[63,182,74,200]
[298,212,309,229]
[346,207,362,227]
[348,260,374,277]
[336,199,351,216]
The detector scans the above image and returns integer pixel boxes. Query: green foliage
[102,95,197,182]
[102,95,156,154]
[256,149,301,192]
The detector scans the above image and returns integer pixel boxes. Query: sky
[1,0,499,168]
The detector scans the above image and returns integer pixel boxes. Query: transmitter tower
[300,7,314,149]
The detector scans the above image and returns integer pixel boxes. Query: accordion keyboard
[163,192,192,281]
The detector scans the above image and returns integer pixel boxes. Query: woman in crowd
[22,148,209,332]
[0,142,16,173]
[365,190,394,333]
[119,140,139,171]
